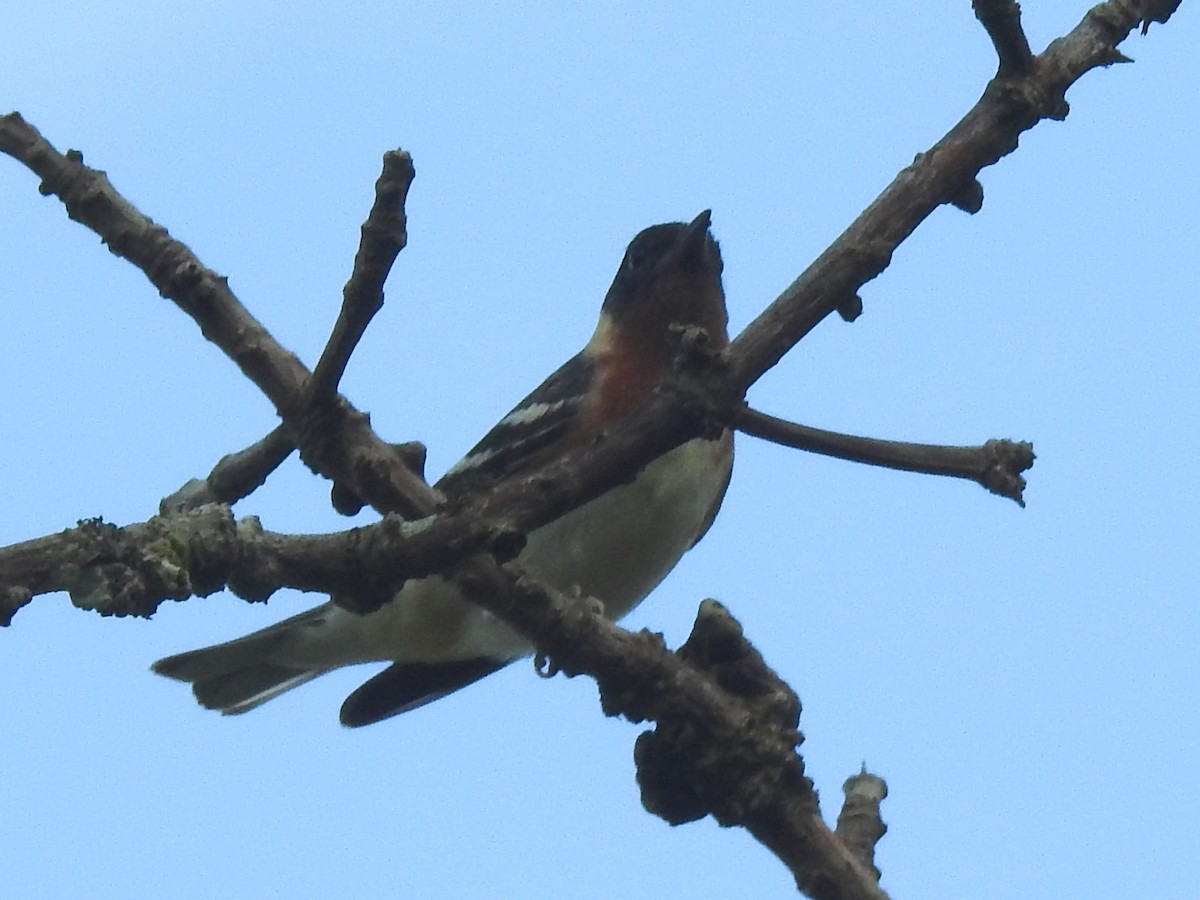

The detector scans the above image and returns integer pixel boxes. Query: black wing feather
[436,352,593,500]
[339,657,509,727]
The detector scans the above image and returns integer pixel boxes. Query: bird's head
[592,210,728,356]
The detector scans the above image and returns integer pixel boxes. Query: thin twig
[736,407,1034,506]
[160,425,294,512]
[310,150,415,399]
[836,769,889,881]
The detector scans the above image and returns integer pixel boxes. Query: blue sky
[2,3,1197,898]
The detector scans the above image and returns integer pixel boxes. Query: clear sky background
[2,3,1196,899]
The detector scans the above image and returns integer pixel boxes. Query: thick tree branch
[0,330,729,624]
[0,501,529,623]
[736,406,1034,506]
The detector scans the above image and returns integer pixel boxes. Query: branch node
[948,178,985,214]
[979,438,1035,507]
[330,440,427,516]
[836,294,864,322]
[1,586,34,627]
[635,601,807,828]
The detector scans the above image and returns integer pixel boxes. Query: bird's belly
[336,433,732,664]
[519,433,731,617]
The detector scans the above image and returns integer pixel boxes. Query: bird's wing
[436,351,594,500]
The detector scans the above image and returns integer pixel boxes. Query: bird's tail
[151,607,333,716]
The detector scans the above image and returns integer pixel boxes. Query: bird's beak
[686,209,712,241]
[678,209,713,264]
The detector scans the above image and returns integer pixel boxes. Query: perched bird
[152,210,733,727]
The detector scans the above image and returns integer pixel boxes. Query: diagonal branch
[470,585,891,900]
[0,115,308,419]
[725,0,1173,394]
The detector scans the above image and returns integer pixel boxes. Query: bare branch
[310,150,415,400]
[0,511,239,623]
[157,151,418,516]
[0,114,308,419]
[0,331,727,624]
[736,407,1034,506]
[726,0,1173,394]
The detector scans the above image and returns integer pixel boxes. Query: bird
[152,210,734,727]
